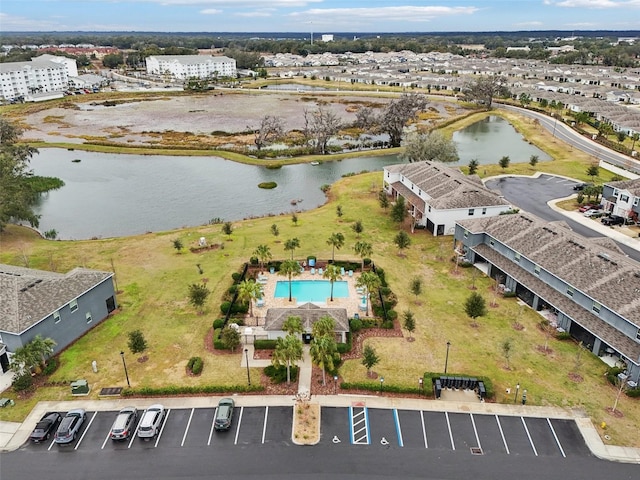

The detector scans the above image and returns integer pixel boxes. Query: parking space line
[180,408,194,447]
[155,409,170,448]
[445,412,455,450]
[234,406,244,445]
[207,407,218,446]
[349,406,370,445]
[261,406,269,444]
[393,409,403,447]
[521,417,538,456]
[470,413,481,450]
[75,411,97,451]
[100,428,111,450]
[47,436,56,451]
[495,415,509,454]
[546,418,566,458]
[420,411,428,449]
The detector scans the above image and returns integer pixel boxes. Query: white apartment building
[0,55,76,101]
[145,55,236,80]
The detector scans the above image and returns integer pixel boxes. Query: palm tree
[326,232,345,262]
[29,335,57,368]
[272,334,304,384]
[253,244,272,273]
[282,316,304,336]
[237,279,263,318]
[356,271,381,316]
[323,264,342,301]
[278,259,300,302]
[309,335,338,386]
[284,237,300,260]
[353,241,373,271]
[312,315,336,340]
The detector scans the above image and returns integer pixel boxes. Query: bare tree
[303,106,341,154]
[354,105,377,130]
[400,130,459,163]
[379,93,428,147]
[462,75,510,110]
[254,115,285,151]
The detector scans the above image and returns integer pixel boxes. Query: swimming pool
[274,280,349,302]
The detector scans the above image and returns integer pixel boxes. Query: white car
[583,209,603,218]
[137,404,165,439]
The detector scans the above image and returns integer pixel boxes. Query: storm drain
[99,387,123,396]
[470,447,483,455]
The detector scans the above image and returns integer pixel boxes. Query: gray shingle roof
[264,302,349,332]
[386,161,510,209]
[457,214,640,327]
[0,264,113,334]
[604,178,640,196]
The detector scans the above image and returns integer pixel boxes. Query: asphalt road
[485,174,640,262]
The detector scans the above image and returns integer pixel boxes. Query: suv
[54,409,86,444]
[601,215,625,226]
[110,407,138,441]
[137,404,165,439]
[214,398,235,431]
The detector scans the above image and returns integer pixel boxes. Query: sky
[1,0,639,33]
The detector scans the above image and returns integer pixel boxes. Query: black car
[30,412,62,443]
[573,182,593,191]
[601,215,625,226]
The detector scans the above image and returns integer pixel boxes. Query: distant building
[321,35,334,42]
[0,54,77,101]
[0,264,117,373]
[145,55,236,80]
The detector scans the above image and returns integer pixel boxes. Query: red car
[579,204,594,212]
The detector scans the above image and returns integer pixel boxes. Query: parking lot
[21,405,591,459]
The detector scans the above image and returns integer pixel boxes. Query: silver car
[54,409,86,444]
[110,407,138,441]
[137,404,165,439]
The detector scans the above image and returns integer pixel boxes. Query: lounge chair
[340,267,345,276]
[256,298,265,308]
[310,267,315,275]
[356,286,365,294]
[269,267,275,274]
[318,268,323,275]
[348,270,353,277]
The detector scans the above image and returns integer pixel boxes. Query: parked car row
[30,399,236,445]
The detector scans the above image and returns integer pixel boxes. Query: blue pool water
[274,280,349,302]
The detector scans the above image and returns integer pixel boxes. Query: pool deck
[251,269,366,325]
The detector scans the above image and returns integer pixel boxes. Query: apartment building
[145,55,236,80]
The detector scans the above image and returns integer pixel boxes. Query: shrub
[128,330,148,354]
[121,384,263,396]
[213,318,225,330]
[349,318,363,332]
[258,182,277,189]
[228,285,238,295]
[189,357,203,375]
[264,364,299,383]
[13,373,33,392]
[231,272,242,283]
[254,339,278,349]
[42,358,58,376]
[503,291,517,298]
[249,256,259,265]
[212,329,227,350]
[626,388,640,398]
[220,301,249,315]
[556,331,571,341]
[381,320,394,329]
[340,381,419,395]
[605,366,625,386]
[363,258,372,266]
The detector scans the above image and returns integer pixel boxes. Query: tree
[336,205,343,217]
[403,310,416,340]
[278,259,300,302]
[10,335,56,375]
[222,221,233,239]
[351,220,364,238]
[291,212,298,226]
[270,223,280,238]
[284,237,300,260]
[102,53,124,68]
[312,315,336,340]
[378,190,390,209]
[394,230,411,254]
[501,338,513,369]
[379,93,428,147]
[499,155,511,170]
[353,241,373,271]
[361,344,380,376]
[310,334,338,386]
[587,164,599,181]
[323,264,342,301]
[237,279,262,318]
[518,93,532,107]
[128,330,148,354]
[464,292,487,327]
[188,282,210,313]
[574,111,590,126]
[616,131,627,144]
[400,130,459,163]
[410,276,422,300]
[172,238,183,253]
[326,232,345,262]
[631,132,639,152]
[0,119,40,231]
[468,158,479,175]
[354,105,377,130]
[272,334,303,384]
[221,325,241,353]
[28,335,56,368]
[303,106,341,154]
[253,244,272,272]
[462,75,510,110]
[529,155,539,167]
[282,316,304,336]
[356,271,381,316]
[254,115,285,150]
[391,195,407,223]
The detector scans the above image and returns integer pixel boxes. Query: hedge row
[121,384,264,397]
[340,381,420,395]
[255,339,278,350]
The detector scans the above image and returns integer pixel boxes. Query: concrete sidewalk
[1,393,639,464]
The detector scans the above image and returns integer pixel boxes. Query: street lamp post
[380,377,384,393]
[244,348,251,386]
[514,382,520,404]
[120,351,130,387]
[444,341,451,374]
[334,375,338,395]
[522,389,527,405]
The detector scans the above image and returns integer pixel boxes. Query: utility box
[71,379,90,396]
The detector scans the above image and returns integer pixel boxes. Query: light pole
[120,351,130,387]
[380,377,384,393]
[514,382,520,404]
[333,375,338,395]
[244,348,251,386]
[444,341,451,374]
[522,389,527,405]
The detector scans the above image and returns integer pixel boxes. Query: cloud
[545,0,640,8]
[235,10,274,17]
[289,6,479,23]
[200,9,222,14]
[151,0,321,5]
[564,22,598,26]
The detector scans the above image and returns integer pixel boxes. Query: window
[534,265,541,276]
[514,253,521,263]
[636,330,640,341]
[86,312,92,324]
[463,230,469,239]
[468,208,475,216]
[69,299,78,313]
[482,208,487,215]
[567,287,574,297]
[489,239,495,247]
[54,311,61,324]
[428,205,431,212]
[620,194,629,203]
[634,198,639,206]
[592,301,601,314]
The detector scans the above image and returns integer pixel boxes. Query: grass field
[0,110,638,448]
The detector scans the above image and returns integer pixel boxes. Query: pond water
[30,150,399,239]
